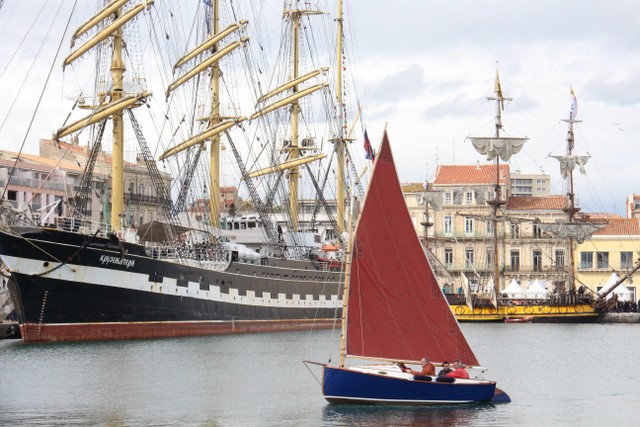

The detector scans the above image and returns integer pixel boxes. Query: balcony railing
[5,177,65,192]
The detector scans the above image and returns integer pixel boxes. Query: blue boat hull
[322,366,497,405]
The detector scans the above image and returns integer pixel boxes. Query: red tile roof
[433,164,509,185]
[507,195,567,211]
[592,218,640,236]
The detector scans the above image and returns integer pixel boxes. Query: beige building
[0,139,172,229]
[576,217,640,301]
[403,163,639,297]
[510,171,550,197]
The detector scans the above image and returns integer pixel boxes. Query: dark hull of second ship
[0,226,343,342]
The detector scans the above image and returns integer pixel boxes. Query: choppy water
[1,323,638,426]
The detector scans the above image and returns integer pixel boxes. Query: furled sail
[537,222,605,244]
[469,136,528,162]
[346,132,478,366]
[548,154,591,179]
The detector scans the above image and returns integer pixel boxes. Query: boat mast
[486,70,509,297]
[55,1,153,231]
[562,90,581,298]
[338,181,356,368]
[289,9,302,231]
[110,7,126,230]
[335,0,346,238]
[209,0,222,228]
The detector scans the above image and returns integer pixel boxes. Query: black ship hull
[0,226,343,342]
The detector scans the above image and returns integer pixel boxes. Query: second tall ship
[428,72,632,322]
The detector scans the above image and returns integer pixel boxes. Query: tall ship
[0,1,369,342]
[428,72,632,322]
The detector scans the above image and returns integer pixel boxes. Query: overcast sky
[345,0,640,216]
[1,1,639,215]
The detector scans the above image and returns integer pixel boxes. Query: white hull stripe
[3,255,342,309]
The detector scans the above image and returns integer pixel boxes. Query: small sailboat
[307,131,507,405]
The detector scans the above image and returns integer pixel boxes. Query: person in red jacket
[411,357,436,376]
[446,362,470,379]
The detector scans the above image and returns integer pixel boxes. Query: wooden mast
[562,88,581,299]
[335,0,346,238]
[56,1,154,231]
[486,70,509,299]
[208,0,222,228]
[285,9,302,231]
[110,5,126,230]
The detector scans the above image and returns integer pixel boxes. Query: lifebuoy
[525,305,534,314]
[473,307,482,315]
[507,306,516,314]
[455,306,465,315]
[542,305,551,313]
[575,304,583,313]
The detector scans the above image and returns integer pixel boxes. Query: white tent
[503,279,523,298]
[523,280,548,299]
[608,284,633,302]
[597,273,621,298]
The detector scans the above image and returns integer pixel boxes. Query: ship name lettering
[99,254,135,268]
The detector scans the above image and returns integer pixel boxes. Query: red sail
[346,131,479,366]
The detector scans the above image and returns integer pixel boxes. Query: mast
[335,0,346,238]
[486,70,509,297]
[54,1,153,232]
[562,88,581,297]
[209,0,222,228]
[468,70,527,300]
[282,7,323,232]
[289,9,302,231]
[110,7,126,230]
[338,185,355,368]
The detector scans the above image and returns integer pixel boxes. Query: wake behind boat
[305,132,507,405]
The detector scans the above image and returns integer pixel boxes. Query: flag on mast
[494,70,505,110]
[363,130,375,161]
[570,86,578,120]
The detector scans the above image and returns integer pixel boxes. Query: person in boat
[438,361,453,377]
[446,362,470,379]
[395,362,411,373]
[410,357,436,377]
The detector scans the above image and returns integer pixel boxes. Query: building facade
[510,171,550,197]
[403,163,639,297]
[576,217,640,301]
[0,139,172,229]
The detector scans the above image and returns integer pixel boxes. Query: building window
[596,252,609,269]
[485,220,493,236]
[533,250,542,272]
[621,251,633,270]
[465,249,474,269]
[444,216,452,236]
[511,224,520,239]
[444,248,453,268]
[444,192,452,205]
[533,224,542,239]
[464,217,474,236]
[580,252,593,269]
[465,191,473,205]
[486,249,493,269]
[510,250,520,272]
[555,250,565,271]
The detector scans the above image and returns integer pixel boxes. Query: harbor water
[1,323,638,426]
